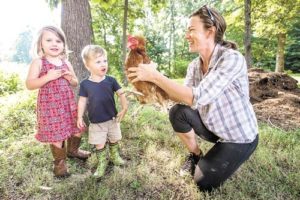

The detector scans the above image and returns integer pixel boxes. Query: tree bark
[168,0,175,75]
[61,0,93,86]
[122,0,129,85]
[275,33,286,72]
[244,0,252,68]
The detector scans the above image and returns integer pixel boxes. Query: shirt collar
[208,43,221,70]
[199,43,221,74]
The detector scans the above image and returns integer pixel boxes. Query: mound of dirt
[248,68,300,130]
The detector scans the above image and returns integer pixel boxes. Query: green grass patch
[0,91,299,199]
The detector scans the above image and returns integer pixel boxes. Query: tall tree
[46,0,94,82]
[285,17,300,73]
[61,0,94,83]
[252,0,300,72]
[244,0,252,68]
[168,0,175,74]
[122,0,129,85]
[275,33,286,72]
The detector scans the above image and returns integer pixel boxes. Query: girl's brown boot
[67,135,91,160]
[50,142,70,178]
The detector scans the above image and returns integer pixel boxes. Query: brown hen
[125,35,169,106]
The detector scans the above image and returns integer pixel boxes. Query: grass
[0,63,299,199]
[0,89,300,200]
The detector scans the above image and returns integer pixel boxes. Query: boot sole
[67,155,89,161]
[54,173,71,179]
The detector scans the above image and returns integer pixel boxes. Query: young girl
[26,26,91,178]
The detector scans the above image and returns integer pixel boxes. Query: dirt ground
[248,68,300,131]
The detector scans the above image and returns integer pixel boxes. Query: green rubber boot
[93,148,108,178]
[109,143,125,166]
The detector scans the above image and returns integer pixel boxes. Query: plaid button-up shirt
[184,44,258,143]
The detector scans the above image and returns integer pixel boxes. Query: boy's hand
[116,109,127,122]
[77,118,86,130]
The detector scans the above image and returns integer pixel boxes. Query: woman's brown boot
[50,143,70,178]
[67,135,91,161]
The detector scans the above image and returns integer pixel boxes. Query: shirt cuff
[191,87,199,109]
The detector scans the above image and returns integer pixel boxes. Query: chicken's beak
[127,42,133,49]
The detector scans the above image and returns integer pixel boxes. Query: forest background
[5,0,300,81]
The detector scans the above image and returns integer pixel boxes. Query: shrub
[0,70,23,96]
[172,59,190,78]
[0,93,36,141]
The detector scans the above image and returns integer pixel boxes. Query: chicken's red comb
[127,35,135,40]
[127,35,139,49]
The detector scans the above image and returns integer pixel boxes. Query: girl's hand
[77,118,86,130]
[116,109,127,122]
[47,69,63,81]
[127,62,158,83]
[62,70,73,82]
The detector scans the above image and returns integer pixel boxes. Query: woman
[127,5,258,191]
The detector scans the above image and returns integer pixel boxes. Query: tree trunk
[61,0,93,86]
[122,0,129,85]
[168,0,175,76]
[275,33,286,72]
[244,0,252,68]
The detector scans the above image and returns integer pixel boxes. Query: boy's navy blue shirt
[79,75,121,123]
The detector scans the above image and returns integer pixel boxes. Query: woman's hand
[127,62,158,83]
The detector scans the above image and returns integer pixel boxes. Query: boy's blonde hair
[31,25,68,58]
[81,45,107,65]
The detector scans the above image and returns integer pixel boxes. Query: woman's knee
[169,104,193,133]
[194,163,223,192]
[169,104,190,123]
[169,104,180,121]
[194,169,216,191]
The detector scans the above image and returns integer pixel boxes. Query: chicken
[125,35,169,106]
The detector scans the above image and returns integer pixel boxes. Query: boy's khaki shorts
[88,119,122,145]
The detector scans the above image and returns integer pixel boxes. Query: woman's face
[185,16,209,53]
